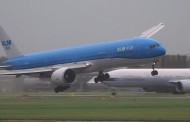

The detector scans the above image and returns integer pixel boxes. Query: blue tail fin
[0,26,21,59]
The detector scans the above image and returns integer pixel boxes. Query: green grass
[0,92,190,121]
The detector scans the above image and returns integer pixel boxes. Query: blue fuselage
[1,37,166,70]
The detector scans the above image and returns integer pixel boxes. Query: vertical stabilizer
[0,26,21,59]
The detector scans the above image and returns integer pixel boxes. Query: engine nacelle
[51,67,76,86]
[171,80,190,94]
[143,87,174,93]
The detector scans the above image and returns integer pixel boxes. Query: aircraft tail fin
[0,26,21,59]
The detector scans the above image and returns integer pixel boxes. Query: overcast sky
[0,0,189,56]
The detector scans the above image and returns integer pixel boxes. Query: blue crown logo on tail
[1,40,11,50]
[0,26,21,59]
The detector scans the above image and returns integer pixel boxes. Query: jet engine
[143,80,190,94]
[143,87,174,93]
[51,67,76,86]
[171,80,190,94]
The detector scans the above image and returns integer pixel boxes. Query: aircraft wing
[0,62,92,76]
[140,23,165,38]
[0,65,12,70]
[0,68,53,75]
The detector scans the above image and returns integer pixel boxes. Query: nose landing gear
[151,61,158,76]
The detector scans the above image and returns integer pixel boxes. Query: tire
[151,70,158,76]
[105,73,110,79]
[94,77,99,83]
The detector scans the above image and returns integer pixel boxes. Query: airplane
[101,69,190,94]
[0,23,166,93]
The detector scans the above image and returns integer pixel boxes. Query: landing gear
[54,86,70,93]
[94,71,110,83]
[111,91,117,96]
[151,70,158,76]
[110,88,117,96]
[151,62,158,76]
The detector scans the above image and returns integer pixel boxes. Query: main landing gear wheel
[54,86,70,93]
[111,91,117,96]
[94,71,110,83]
[94,77,99,83]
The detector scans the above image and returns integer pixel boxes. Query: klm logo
[117,46,134,52]
[1,40,12,50]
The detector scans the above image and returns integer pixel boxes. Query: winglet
[140,23,165,38]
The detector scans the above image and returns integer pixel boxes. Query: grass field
[0,92,190,121]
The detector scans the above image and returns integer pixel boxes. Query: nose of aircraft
[158,46,166,56]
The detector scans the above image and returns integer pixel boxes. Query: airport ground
[0,91,190,121]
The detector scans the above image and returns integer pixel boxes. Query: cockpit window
[149,44,160,49]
